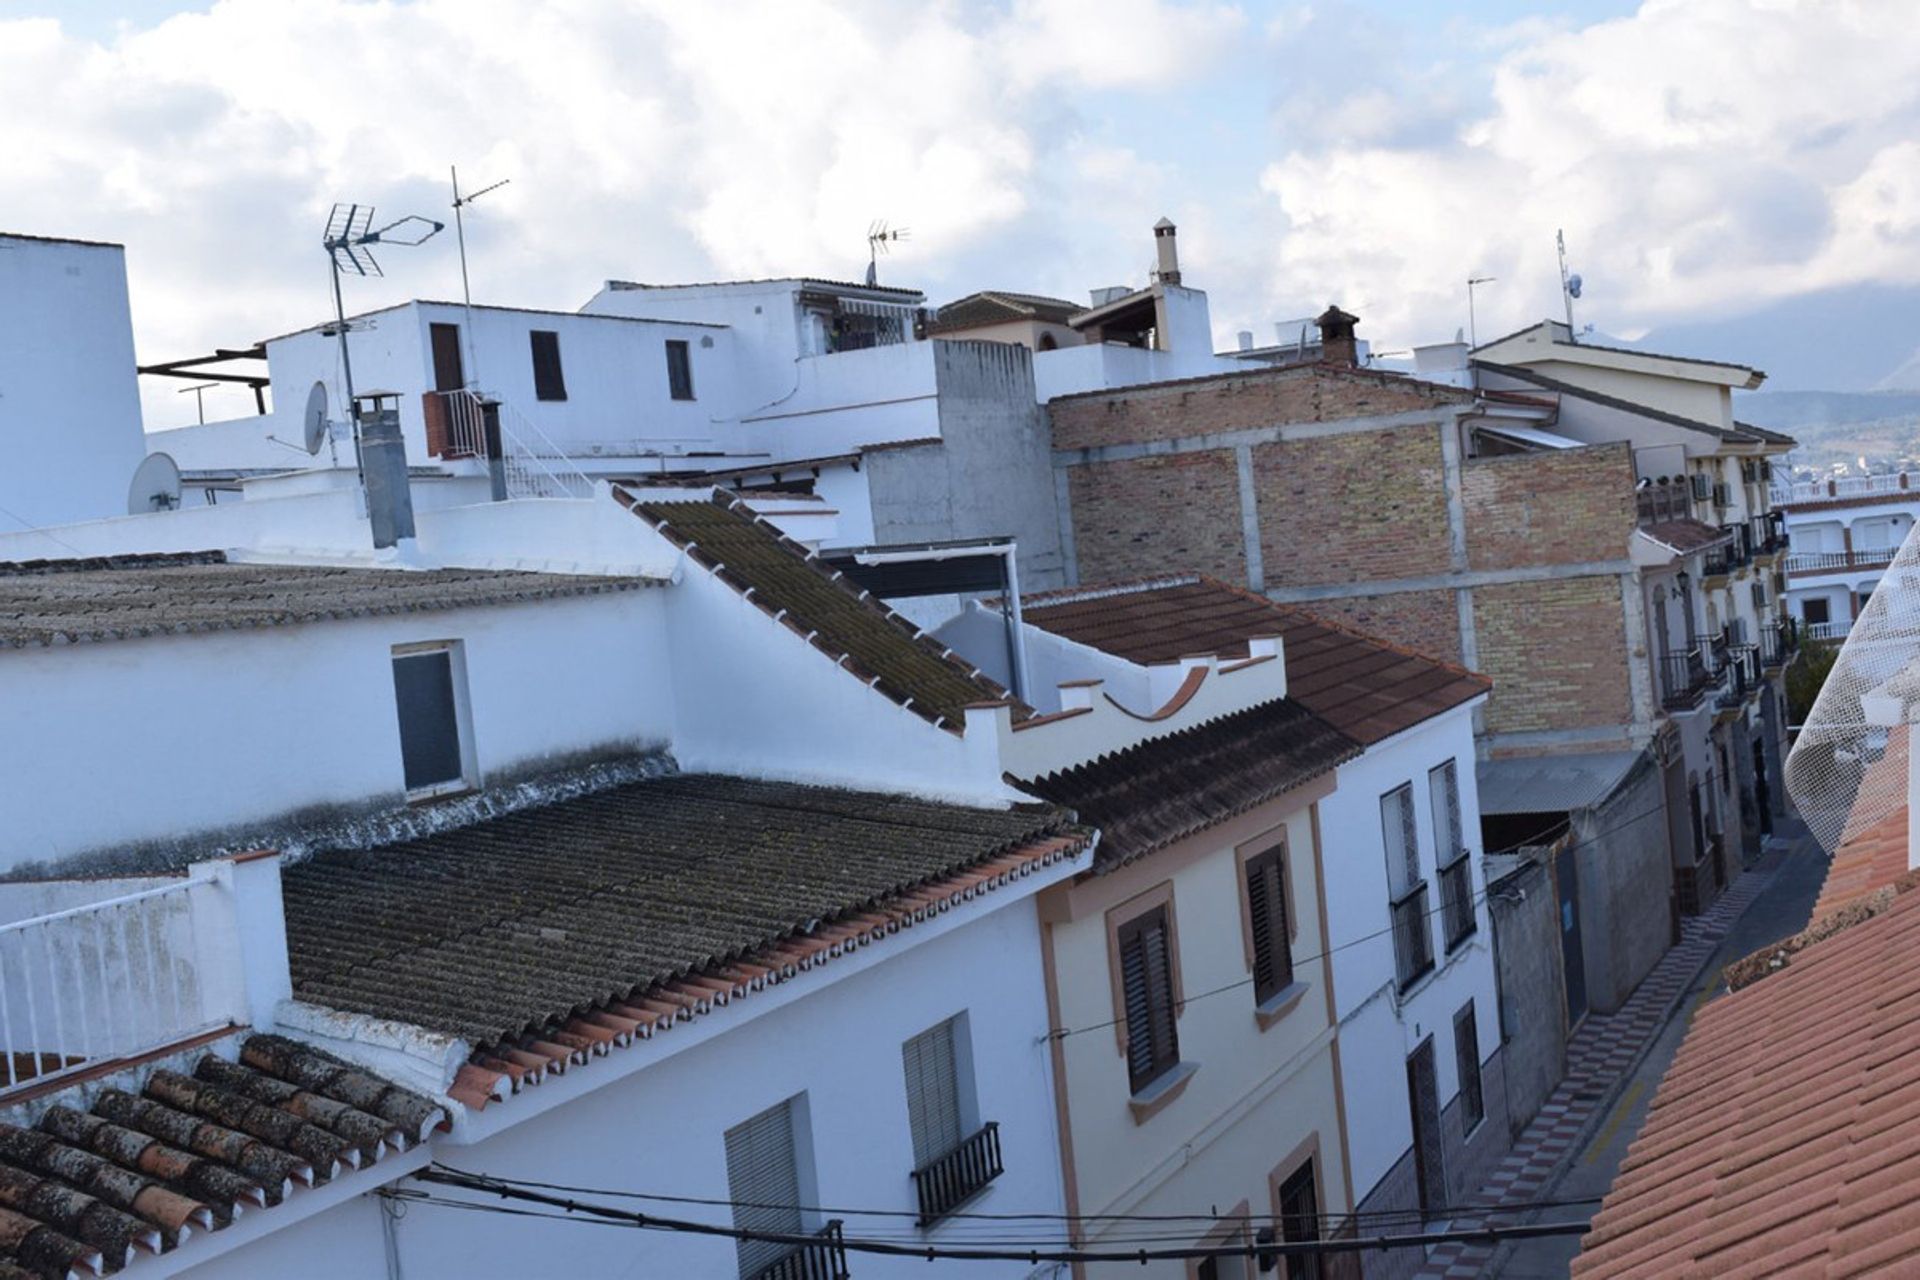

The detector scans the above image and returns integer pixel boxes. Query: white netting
[1785,521,1920,853]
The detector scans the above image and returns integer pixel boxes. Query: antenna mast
[1467,275,1496,350]
[450,166,510,390]
[1556,229,1583,337]
[866,221,909,287]
[322,202,445,474]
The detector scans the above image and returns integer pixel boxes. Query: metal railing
[1635,482,1696,527]
[1784,546,1897,576]
[1718,645,1760,708]
[1438,856,1475,952]
[1805,619,1850,642]
[1659,648,1710,710]
[1703,548,1732,578]
[423,390,594,500]
[1,880,231,1096]
[1777,472,1914,505]
[1390,882,1435,993]
[754,1221,850,1280]
[1762,618,1800,669]
[910,1123,1003,1226]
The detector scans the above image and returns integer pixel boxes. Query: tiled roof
[1574,873,1920,1278]
[618,488,1018,730]
[1014,574,1489,745]
[1813,806,1910,918]
[927,291,1084,332]
[0,1034,441,1278]
[1638,518,1735,556]
[1017,698,1358,871]
[282,773,1089,1068]
[0,552,655,650]
[1734,420,1796,447]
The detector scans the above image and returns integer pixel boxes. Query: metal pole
[452,165,479,391]
[328,255,364,480]
[1003,542,1031,703]
[1557,230,1576,333]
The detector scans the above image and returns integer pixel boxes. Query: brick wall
[1303,591,1463,664]
[1253,426,1452,587]
[1463,443,1637,572]
[1067,453,1247,585]
[1049,363,1466,452]
[1471,577,1631,735]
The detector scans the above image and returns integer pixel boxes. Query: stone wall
[1487,853,1567,1138]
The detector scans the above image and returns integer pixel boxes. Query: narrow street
[1489,826,1832,1278]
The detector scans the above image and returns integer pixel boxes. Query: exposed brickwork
[1463,444,1637,572]
[1471,578,1632,735]
[1048,362,1466,452]
[1254,426,1452,586]
[1303,591,1462,664]
[1066,453,1247,585]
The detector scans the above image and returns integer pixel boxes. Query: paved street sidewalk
[1409,831,1807,1280]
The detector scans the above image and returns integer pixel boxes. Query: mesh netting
[1785,522,1920,853]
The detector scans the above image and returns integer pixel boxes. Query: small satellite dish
[1566,273,1584,299]
[302,381,329,455]
[127,452,182,515]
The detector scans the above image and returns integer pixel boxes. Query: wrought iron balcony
[754,1221,850,1280]
[1761,619,1799,669]
[911,1123,1004,1226]
[1390,881,1435,993]
[1703,548,1732,579]
[1718,645,1760,708]
[1659,648,1710,711]
[1438,855,1475,953]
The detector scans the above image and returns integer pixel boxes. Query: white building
[0,233,151,528]
[1773,470,1919,642]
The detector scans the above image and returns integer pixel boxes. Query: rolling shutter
[902,1018,963,1168]
[391,649,463,792]
[724,1098,804,1277]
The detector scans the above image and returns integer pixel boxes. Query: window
[1243,847,1294,1005]
[1276,1158,1321,1280]
[1381,784,1420,897]
[1751,581,1767,611]
[902,1017,965,1168]
[1117,905,1180,1095]
[1804,597,1831,627]
[529,330,567,401]
[666,338,695,400]
[1188,1208,1253,1280]
[391,643,472,797]
[1428,761,1463,867]
[724,1098,806,1278]
[1454,1002,1485,1134]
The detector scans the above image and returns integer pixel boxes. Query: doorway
[429,322,465,392]
[1555,844,1588,1027]
[1406,1038,1447,1219]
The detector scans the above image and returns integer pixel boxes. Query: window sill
[1128,1061,1198,1125]
[1443,927,1479,957]
[1253,981,1310,1032]
[406,780,477,806]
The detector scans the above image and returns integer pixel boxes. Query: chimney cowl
[1316,305,1360,367]
[1152,217,1181,286]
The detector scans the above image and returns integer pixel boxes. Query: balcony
[1659,648,1710,711]
[1702,549,1732,581]
[910,1122,1004,1226]
[1784,546,1897,577]
[1777,471,1914,505]
[1634,481,1697,527]
[1805,619,1851,643]
[1718,645,1760,710]
[1761,618,1800,670]
[754,1221,850,1280]
[1438,856,1475,953]
[1390,882,1435,993]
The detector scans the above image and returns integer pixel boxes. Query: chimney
[1153,217,1181,286]
[1237,330,1254,352]
[1316,305,1360,367]
[353,390,417,548]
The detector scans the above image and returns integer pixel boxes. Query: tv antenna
[866,221,908,287]
[1556,229,1582,336]
[450,166,510,389]
[1466,276,1496,349]
[176,381,219,425]
[322,202,444,471]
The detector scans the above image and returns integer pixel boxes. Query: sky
[3,0,1918,428]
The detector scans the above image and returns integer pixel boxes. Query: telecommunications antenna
[320,201,444,470]
[302,380,331,457]
[127,452,182,515]
[866,220,909,287]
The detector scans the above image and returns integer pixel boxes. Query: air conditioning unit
[1691,474,1712,502]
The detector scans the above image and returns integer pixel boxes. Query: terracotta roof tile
[1013,574,1489,745]
[1639,518,1735,556]
[0,1035,441,1277]
[618,488,1018,730]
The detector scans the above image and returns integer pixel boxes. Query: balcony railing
[911,1123,1003,1226]
[1761,619,1800,669]
[1703,548,1732,579]
[1805,619,1850,642]
[1438,856,1475,952]
[1390,882,1435,992]
[1777,472,1914,505]
[422,389,594,499]
[1784,546,1898,576]
[1718,645,1760,709]
[1635,481,1696,527]
[754,1222,850,1280]
[1659,648,1710,710]
[1,877,237,1096]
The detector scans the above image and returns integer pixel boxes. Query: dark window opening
[1244,847,1293,1005]
[1803,597,1831,626]
[1277,1158,1321,1280]
[529,330,567,401]
[1455,1003,1485,1134]
[666,339,695,400]
[1118,905,1180,1095]
[392,647,465,794]
[429,322,465,392]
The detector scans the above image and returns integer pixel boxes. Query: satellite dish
[127,452,182,515]
[1566,273,1584,299]
[302,381,329,455]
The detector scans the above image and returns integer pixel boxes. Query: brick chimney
[1153,217,1181,286]
[1317,306,1359,366]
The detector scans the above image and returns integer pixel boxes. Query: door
[429,322,465,392]
[1555,845,1588,1026]
[1752,736,1773,837]
[1406,1039,1447,1219]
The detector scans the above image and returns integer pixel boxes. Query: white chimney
[1153,217,1181,285]
[1237,330,1254,352]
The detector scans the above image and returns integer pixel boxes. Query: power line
[403,1169,1592,1266]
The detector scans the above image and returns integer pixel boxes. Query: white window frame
[391,639,479,801]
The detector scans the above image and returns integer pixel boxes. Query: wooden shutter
[1429,761,1463,866]
[529,330,567,401]
[724,1098,804,1277]
[902,1017,964,1168]
[1118,907,1179,1093]
[1382,784,1419,895]
[391,649,463,792]
[1454,1003,1485,1132]
[1245,849,1292,1003]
